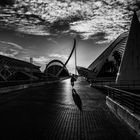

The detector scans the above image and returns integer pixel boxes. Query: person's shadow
[72,88,82,111]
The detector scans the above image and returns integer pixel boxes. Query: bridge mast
[56,38,76,77]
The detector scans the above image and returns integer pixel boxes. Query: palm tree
[97,59,117,77]
[112,51,121,68]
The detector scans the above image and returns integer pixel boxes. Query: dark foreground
[0,78,139,140]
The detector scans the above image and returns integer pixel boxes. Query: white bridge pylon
[56,38,77,77]
[45,39,77,78]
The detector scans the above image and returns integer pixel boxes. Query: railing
[91,80,140,91]
[106,85,140,115]
[113,80,140,90]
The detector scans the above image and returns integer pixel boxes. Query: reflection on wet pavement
[72,88,82,111]
[0,78,138,140]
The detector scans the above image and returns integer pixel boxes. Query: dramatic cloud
[0,49,18,57]
[0,0,139,73]
[0,40,30,61]
[49,53,68,60]
[0,41,23,50]
[47,38,59,45]
[0,42,20,58]
[0,0,137,43]
[33,56,50,64]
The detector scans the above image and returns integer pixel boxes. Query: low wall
[0,77,70,94]
[0,82,44,94]
[106,96,140,135]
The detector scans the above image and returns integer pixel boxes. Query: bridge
[0,11,140,140]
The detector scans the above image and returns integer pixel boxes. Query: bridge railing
[106,85,140,115]
[91,80,140,91]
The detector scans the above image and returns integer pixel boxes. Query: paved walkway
[0,78,139,140]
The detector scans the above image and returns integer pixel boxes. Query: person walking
[71,74,76,88]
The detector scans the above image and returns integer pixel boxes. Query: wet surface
[0,78,139,140]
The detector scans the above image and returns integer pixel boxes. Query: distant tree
[103,59,117,73]
[97,59,118,77]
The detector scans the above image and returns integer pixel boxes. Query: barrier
[0,82,44,94]
[106,86,140,135]
[0,77,70,94]
[106,86,140,115]
[106,96,140,135]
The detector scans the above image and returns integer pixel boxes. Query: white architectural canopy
[86,32,128,81]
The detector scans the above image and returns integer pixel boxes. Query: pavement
[0,78,139,140]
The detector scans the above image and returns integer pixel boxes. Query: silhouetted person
[72,88,82,111]
[71,74,76,88]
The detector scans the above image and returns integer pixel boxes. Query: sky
[0,0,139,73]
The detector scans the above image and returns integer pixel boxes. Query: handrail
[105,85,140,97]
[106,85,140,115]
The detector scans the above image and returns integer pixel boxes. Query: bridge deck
[0,79,139,140]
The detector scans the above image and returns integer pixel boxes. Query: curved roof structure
[0,55,40,70]
[44,59,69,77]
[45,59,67,70]
[0,54,41,81]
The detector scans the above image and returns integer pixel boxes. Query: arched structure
[44,59,69,78]
[44,39,76,78]
[88,31,128,74]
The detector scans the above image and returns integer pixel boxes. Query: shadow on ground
[72,88,82,111]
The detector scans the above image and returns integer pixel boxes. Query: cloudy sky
[0,0,139,73]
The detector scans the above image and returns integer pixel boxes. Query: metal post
[75,41,77,75]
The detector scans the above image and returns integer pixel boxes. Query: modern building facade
[44,59,69,78]
[0,55,41,81]
[77,31,128,82]
[116,11,140,87]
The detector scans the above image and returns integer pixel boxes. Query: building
[0,55,42,81]
[116,11,140,89]
[76,31,128,83]
[44,59,70,79]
